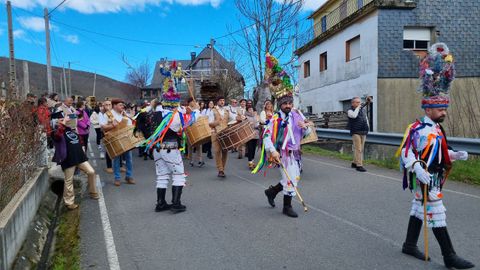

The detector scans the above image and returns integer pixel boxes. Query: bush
[0,99,43,212]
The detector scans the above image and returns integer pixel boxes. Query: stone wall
[377,0,480,78]
[377,77,480,138]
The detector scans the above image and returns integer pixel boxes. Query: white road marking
[233,173,400,248]
[303,157,480,200]
[96,175,121,270]
[92,159,97,167]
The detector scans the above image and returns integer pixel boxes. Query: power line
[50,29,62,66]
[48,0,70,16]
[50,18,202,47]
[11,8,46,51]
[14,6,204,48]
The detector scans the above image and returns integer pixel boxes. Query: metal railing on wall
[297,0,374,49]
[316,128,480,155]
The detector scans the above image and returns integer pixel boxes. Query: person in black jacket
[347,96,371,172]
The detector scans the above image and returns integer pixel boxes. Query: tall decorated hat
[418,43,455,109]
[265,53,294,106]
[159,60,184,108]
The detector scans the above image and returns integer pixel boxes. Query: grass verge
[302,144,480,185]
[51,208,81,270]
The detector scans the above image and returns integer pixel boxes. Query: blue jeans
[113,151,132,180]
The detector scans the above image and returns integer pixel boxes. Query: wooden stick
[187,78,196,103]
[280,162,308,212]
[423,183,429,262]
[412,160,429,262]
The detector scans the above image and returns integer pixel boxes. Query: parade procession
[1,0,479,269]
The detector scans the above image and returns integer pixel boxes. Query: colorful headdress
[265,53,294,105]
[160,60,185,108]
[418,43,455,109]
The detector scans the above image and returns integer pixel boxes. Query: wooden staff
[187,78,196,103]
[412,159,429,262]
[280,162,308,212]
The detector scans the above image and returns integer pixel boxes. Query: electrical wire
[48,0,70,16]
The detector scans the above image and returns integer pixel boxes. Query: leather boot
[402,216,430,261]
[282,195,298,218]
[155,188,171,212]
[433,227,475,269]
[171,186,186,213]
[264,183,283,207]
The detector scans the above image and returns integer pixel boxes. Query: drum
[217,120,255,151]
[104,125,145,158]
[301,121,318,145]
[185,116,211,146]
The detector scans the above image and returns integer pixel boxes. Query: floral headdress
[418,43,455,109]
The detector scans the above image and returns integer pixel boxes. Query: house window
[304,60,310,78]
[321,16,327,32]
[346,35,361,62]
[403,27,431,50]
[320,52,327,72]
[306,106,313,115]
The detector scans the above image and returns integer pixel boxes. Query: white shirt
[227,105,238,114]
[98,110,132,126]
[162,109,182,133]
[208,106,236,124]
[200,108,212,116]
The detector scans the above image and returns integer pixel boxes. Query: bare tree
[231,0,303,88]
[122,55,152,88]
[215,73,244,100]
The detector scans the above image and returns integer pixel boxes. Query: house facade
[296,0,480,137]
[142,45,245,103]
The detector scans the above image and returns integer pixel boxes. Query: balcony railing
[297,0,374,49]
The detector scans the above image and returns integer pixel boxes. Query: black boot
[155,188,171,212]
[171,186,186,213]
[264,183,283,207]
[402,216,430,261]
[282,195,298,218]
[433,227,475,269]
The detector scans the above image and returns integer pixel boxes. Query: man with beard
[397,43,474,269]
[255,53,312,218]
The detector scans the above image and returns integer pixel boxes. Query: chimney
[190,52,196,62]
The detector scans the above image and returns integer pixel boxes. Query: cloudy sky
[1,0,325,93]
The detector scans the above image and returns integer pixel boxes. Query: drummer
[186,97,204,168]
[99,98,135,187]
[208,96,242,178]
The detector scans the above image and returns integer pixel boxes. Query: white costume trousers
[279,154,301,197]
[154,149,186,188]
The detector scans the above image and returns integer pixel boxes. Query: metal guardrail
[316,128,480,155]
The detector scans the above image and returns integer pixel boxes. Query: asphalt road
[80,142,480,270]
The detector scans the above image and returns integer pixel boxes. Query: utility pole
[62,65,68,98]
[92,72,97,96]
[68,61,72,95]
[60,74,63,99]
[44,8,53,94]
[23,61,30,97]
[210,38,215,76]
[7,1,16,98]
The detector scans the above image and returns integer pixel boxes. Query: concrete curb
[0,168,49,270]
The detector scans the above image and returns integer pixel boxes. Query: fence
[0,99,45,212]
[315,128,480,155]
